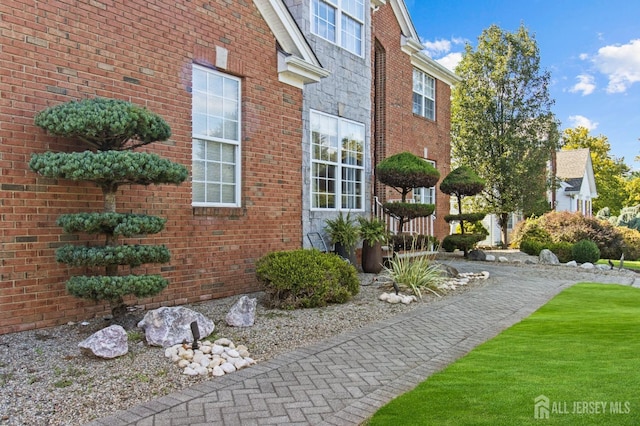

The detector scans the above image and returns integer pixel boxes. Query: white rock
[226,349,240,358]
[580,262,595,269]
[177,359,190,368]
[201,345,212,354]
[234,359,249,369]
[193,353,204,364]
[165,347,178,358]
[238,349,250,358]
[171,354,180,362]
[498,256,509,262]
[211,345,225,355]
[183,367,198,376]
[211,366,225,377]
[244,357,256,365]
[485,254,496,261]
[214,338,232,346]
[199,357,210,368]
[221,362,236,373]
[565,260,578,267]
[481,271,490,279]
[195,366,208,376]
[236,345,248,352]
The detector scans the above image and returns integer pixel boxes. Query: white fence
[373,197,435,237]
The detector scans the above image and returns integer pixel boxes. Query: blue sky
[405,0,640,170]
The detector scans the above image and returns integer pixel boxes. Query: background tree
[30,98,188,318]
[440,166,486,256]
[376,152,440,234]
[451,24,560,246]
[562,127,630,215]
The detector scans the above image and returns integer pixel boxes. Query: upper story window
[311,110,365,210]
[191,65,241,207]
[413,68,436,120]
[312,0,364,56]
[413,160,437,205]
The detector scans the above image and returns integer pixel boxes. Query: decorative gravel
[1,252,635,425]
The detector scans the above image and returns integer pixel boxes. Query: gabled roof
[555,148,597,197]
[253,0,330,88]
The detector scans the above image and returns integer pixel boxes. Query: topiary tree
[376,152,440,234]
[30,98,188,318]
[440,165,486,256]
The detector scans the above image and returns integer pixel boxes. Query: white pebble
[177,359,190,368]
[226,349,240,358]
[211,345,225,355]
[221,362,236,373]
[214,338,232,346]
[211,366,225,376]
[183,367,198,376]
[234,359,249,369]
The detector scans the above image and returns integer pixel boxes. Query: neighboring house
[371,0,459,241]
[0,0,457,334]
[477,148,598,247]
[551,148,598,216]
[0,0,327,334]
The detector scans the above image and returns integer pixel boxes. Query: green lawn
[597,259,640,271]
[367,284,640,425]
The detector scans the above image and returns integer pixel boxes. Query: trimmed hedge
[256,249,359,309]
[572,240,600,264]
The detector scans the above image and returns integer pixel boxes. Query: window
[311,111,364,210]
[413,160,437,205]
[312,0,364,56]
[192,65,241,207]
[413,68,435,120]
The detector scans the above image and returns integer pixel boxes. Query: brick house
[0,0,327,334]
[371,0,459,240]
[0,0,458,334]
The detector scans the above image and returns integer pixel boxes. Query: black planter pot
[361,241,383,273]
[334,242,357,266]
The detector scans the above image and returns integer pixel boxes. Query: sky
[405,0,640,170]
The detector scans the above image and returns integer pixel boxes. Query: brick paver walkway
[87,262,637,425]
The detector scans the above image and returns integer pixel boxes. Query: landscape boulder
[78,324,128,359]
[225,295,257,327]
[467,249,486,261]
[138,307,215,347]
[539,249,559,265]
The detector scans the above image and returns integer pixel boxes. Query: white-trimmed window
[312,0,364,56]
[413,68,436,120]
[413,160,437,205]
[311,111,365,210]
[191,65,241,207]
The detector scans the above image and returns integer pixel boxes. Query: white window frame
[311,0,365,56]
[413,68,436,120]
[413,160,437,205]
[191,64,241,207]
[310,110,365,211]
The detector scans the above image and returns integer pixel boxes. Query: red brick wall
[0,0,304,334]
[372,4,452,240]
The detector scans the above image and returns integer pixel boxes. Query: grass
[597,258,640,271]
[367,283,640,425]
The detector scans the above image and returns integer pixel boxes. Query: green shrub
[520,238,544,256]
[549,242,574,263]
[441,236,457,252]
[572,240,601,264]
[618,227,640,261]
[389,234,438,252]
[442,234,484,254]
[256,249,359,309]
[520,239,573,262]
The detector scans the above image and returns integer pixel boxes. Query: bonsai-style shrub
[357,216,388,273]
[30,98,188,318]
[572,239,601,264]
[324,211,360,263]
[376,152,440,233]
[439,166,486,256]
[256,249,359,309]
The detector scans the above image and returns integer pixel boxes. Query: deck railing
[373,196,435,238]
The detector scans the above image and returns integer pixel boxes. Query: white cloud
[569,74,596,96]
[436,53,463,72]
[567,115,599,131]
[592,39,640,93]
[422,39,452,57]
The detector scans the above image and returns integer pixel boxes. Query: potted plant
[324,212,360,264]
[357,216,388,273]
